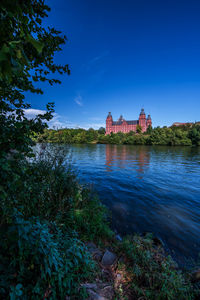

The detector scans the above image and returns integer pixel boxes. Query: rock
[171,261,179,270]
[87,289,107,300]
[116,234,122,241]
[100,286,114,299]
[101,269,112,282]
[114,273,122,289]
[81,283,114,300]
[191,269,200,282]
[153,236,165,248]
[82,283,99,289]
[101,250,117,267]
[118,256,125,264]
[93,249,104,262]
[116,273,122,281]
[86,242,103,262]
[86,242,97,251]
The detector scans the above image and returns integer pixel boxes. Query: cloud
[84,50,109,72]
[74,95,83,106]
[24,108,78,129]
[23,108,106,130]
[80,122,105,130]
[23,108,46,118]
[48,113,66,129]
[47,113,80,129]
[88,50,109,65]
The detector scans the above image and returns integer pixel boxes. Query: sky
[26,0,200,129]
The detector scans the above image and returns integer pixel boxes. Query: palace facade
[106,109,152,134]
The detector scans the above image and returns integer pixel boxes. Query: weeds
[118,234,195,299]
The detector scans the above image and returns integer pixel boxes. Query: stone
[86,242,97,249]
[114,273,123,289]
[93,250,103,262]
[81,283,114,300]
[116,234,122,241]
[171,261,179,270]
[101,250,117,266]
[87,289,107,300]
[118,256,125,264]
[116,273,122,281]
[191,269,200,282]
[101,269,112,282]
[153,236,165,248]
[86,242,103,262]
[82,283,99,289]
[100,286,114,299]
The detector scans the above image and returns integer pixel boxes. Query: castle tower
[146,114,152,128]
[106,112,113,134]
[139,108,146,132]
[118,115,123,121]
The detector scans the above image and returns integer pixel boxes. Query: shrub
[0,211,94,299]
[0,145,112,299]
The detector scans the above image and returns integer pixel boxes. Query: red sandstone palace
[106,109,152,134]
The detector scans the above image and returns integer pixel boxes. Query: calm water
[47,144,200,265]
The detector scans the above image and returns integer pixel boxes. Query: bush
[0,145,112,299]
[0,211,94,299]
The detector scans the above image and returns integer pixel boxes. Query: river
[41,144,200,266]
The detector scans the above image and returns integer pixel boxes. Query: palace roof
[112,119,138,125]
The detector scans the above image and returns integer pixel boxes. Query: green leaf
[27,34,44,54]
[0,44,10,62]
[16,49,22,59]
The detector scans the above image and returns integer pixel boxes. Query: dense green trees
[38,124,200,146]
[0,0,70,161]
[188,127,200,145]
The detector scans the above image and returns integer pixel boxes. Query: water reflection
[105,144,150,178]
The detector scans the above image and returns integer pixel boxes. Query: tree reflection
[105,144,150,178]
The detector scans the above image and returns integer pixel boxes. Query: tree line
[36,124,200,146]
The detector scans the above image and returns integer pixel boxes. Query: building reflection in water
[105,144,150,178]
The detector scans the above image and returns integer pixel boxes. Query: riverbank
[80,233,198,299]
[36,124,200,146]
[1,145,198,299]
[39,143,200,265]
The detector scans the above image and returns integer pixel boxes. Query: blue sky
[27,0,200,129]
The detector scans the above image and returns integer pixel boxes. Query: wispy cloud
[74,95,83,106]
[49,114,80,129]
[84,50,109,71]
[89,51,109,64]
[82,122,105,130]
[24,109,78,129]
[23,109,105,130]
[90,50,109,63]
